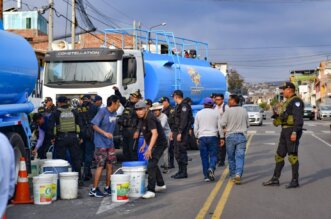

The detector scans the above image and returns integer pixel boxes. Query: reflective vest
[273,95,301,127]
[57,108,77,133]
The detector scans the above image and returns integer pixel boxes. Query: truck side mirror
[123,85,128,90]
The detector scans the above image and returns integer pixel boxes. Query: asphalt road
[6,116,331,219]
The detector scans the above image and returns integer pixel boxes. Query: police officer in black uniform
[160,96,175,169]
[113,87,141,161]
[77,94,98,181]
[171,90,192,179]
[38,97,57,117]
[263,82,304,188]
[48,96,84,185]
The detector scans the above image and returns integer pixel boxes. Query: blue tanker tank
[144,52,227,105]
[0,30,38,107]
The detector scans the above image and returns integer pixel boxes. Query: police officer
[48,96,84,185]
[113,87,141,161]
[160,96,175,169]
[77,94,98,181]
[38,97,57,117]
[171,90,192,179]
[263,82,304,188]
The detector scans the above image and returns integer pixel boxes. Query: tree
[228,69,244,93]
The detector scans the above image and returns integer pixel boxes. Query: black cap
[93,95,102,102]
[82,94,92,100]
[210,93,216,98]
[279,82,296,90]
[44,97,53,102]
[145,99,152,106]
[159,96,170,103]
[57,96,68,103]
[172,90,183,98]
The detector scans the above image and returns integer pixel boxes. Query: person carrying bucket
[89,95,120,198]
[135,100,167,199]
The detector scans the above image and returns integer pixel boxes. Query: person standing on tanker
[171,90,192,179]
[113,86,141,161]
[136,100,167,199]
[220,94,249,185]
[89,95,120,197]
[213,93,229,167]
[263,82,304,188]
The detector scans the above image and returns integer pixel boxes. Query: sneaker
[208,168,215,181]
[104,187,111,196]
[155,185,167,192]
[234,175,241,185]
[204,178,210,182]
[142,191,156,199]
[89,187,105,198]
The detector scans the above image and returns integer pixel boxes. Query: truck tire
[6,132,26,183]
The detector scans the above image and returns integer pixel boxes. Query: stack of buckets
[32,159,79,205]
[111,161,147,203]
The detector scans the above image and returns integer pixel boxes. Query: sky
[4,0,331,82]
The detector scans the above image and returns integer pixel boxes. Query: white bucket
[122,161,146,198]
[33,175,53,205]
[38,159,48,174]
[59,172,78,200]
[31,159,40,177]
[41,173,58,201]
[111,174,130,203]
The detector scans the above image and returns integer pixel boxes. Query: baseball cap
[171,90,183,98]
[150,102,163,111]
[82,94,92,100]
[145,99,152,106]
[135,100,147,109]
[159,96,170,103]
[93,95,102,102]
[44,97,53,102]
[203,97,214,105]
[279,82,296,90]
[57,96,68,103]
[130,90,142,99]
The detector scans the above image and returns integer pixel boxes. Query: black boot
[174,165,188,179]
[171,165,182,178]
[286,179,299,189]
[83,167,91,181]
[262,176,280,186]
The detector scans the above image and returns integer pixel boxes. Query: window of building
[26,17,31,29]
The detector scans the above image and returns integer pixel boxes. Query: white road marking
[263,142,276,145]
[247,130,257,134]
[96,197,139,215]
[265,131,275,134]
[322,130,331,134]
[311,134,331,148]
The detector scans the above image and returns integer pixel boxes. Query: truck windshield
[45,61,117,85]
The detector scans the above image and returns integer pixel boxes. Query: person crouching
[135,100,167,199]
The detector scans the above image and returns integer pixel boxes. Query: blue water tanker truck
[42,28,227,113]
[0,20,38,177]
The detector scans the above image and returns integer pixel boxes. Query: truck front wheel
[6,132,26,183]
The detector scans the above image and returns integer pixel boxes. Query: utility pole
[133,20,136,49]
[48,0,54,51]
[0,0,3,20]
[71,0,75,49]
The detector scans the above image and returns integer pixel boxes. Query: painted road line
[322,130,331,134]
[311,134,331,148]
[265,131,275,134]
[211,134,254,219]
[195,168,229,219]
[247,130,256,134]
[263,142,276,145]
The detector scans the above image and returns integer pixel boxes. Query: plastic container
[111,173,130,203]
[33,175,53,205]
[59,172,79,200]
[31,159,39,177]
[122,161,147,198]
[42,159,70,198]
[41,173,58,201]
[137,136,148,165]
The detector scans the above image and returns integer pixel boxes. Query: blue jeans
[199,136,218,178]
[226,133,247,177]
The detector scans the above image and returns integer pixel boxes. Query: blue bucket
[42,159,70,198]
[137,136,148,165]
